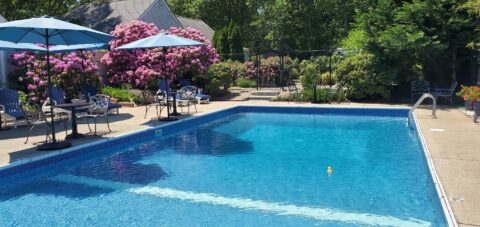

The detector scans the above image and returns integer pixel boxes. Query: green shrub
[335,52,396,100]
[320,72,337,85]
[205,78,225,97]
[205,62,234,96]
[237,79,257,88]
[17,90,28,104]
[101,86,138,102]
[299,60,321,89]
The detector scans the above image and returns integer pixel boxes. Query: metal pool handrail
[407,93,437,127]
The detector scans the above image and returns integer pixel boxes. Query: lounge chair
[81,85,121,114]
[0,88,25,128]
[21,102,68,144]
[179,79,210,104]
[431,81,457,105]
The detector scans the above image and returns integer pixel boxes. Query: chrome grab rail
[407,93,436,126]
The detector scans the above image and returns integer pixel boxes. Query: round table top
[55,102,90,109]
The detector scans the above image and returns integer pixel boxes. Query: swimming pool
[0,106,450,226]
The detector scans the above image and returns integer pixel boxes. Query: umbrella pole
[37,29,71,151]
[81,51,87,85]
[159,48,178,122]
[165,49,170,118]
[45,33,56,143]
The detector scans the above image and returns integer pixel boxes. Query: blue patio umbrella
[0,16,114,150]
[0,40,46,52]
[116,33,205,121]
[49,43,109,53]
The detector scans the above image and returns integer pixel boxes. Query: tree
[251,0,355,50]
[228,22,243,60]
[343,0,477,98]
[0,0,102,21]
[215,27,230,59]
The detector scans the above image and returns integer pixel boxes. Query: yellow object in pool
[327,166,333,175]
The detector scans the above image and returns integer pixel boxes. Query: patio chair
[142,90,168,119]
[42,86,71,119]
[81,84,121,114]
[411,80,431,104]
[78,94,111,135]
[177,86,198,114]
[431,81,458,105]
[21,102,68,144]
[0,88,25,128]
[179,79,210,104]
[82,85,121,114]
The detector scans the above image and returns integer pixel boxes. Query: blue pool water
[0,109,447,226]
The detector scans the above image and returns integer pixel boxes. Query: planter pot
[118,101,135,107]
[474,101,480,123]
[465,100,474,111]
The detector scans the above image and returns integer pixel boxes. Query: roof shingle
[177,16,214,41]
[64,0,214,40]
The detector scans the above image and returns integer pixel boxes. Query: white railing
[407,93,437,127]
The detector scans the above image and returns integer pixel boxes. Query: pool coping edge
[412,114,457,227]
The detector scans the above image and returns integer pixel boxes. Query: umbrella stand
[37,29,72,151]
[159,48,179,122]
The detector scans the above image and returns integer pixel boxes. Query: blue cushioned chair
[179,79,210,104]
[0,88,25,128]
[42,86,71,119]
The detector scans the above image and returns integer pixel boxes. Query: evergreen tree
[228,22,243,60]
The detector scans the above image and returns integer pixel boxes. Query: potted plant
[456,85,475,110]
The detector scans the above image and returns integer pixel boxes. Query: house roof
[177,16,214,41]
[64,0,214,40]
[64,0,180,33]
[0,14,7,23]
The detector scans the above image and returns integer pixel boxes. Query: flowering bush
[456,85,480,101]
[11,50,100,102]
[101,21,219,88]
[243,57,299,85]
[244,57,278,86]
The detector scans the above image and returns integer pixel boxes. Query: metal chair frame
[142,90,168,119]
[78,94,111,135]
[21,103,68,144]
[411,80,431,104]
[431,81,458,105]
[177,86,198,114]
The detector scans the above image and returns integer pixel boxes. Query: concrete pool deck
[0,101,478,226]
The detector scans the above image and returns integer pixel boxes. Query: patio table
[56,102,90,139]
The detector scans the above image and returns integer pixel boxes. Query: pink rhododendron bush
[101,20,219,88]
[11,51,100,102]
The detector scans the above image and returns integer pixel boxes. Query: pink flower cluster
[11,50,100,103]
[244,57,281,84]
[101,20,219,88]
